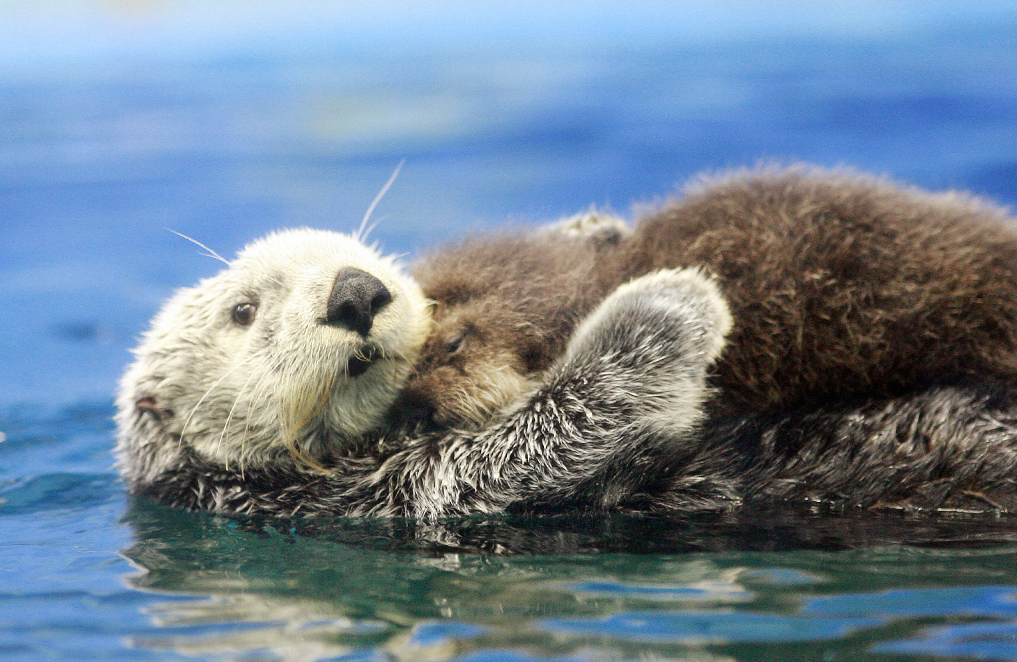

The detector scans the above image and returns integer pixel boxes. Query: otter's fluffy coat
[118,269,734,517]
[401,165,1017,428]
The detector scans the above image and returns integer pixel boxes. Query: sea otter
[117,228,434,477]
[398,165,1017,429]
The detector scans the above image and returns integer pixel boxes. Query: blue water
[4,2,1017,660]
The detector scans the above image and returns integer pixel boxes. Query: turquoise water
[5,2,1017,660]
[10,403,1017,661]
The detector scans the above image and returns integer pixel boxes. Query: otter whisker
[166,228,230,265]
[239,365,279,479]
[356,159,404,242]
[180,356,253,450]
[279,367,338,473]
[217,366,260,472]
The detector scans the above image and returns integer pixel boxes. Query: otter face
[397,225,614,431]
[116,229,431,478]
[393,299,548,430]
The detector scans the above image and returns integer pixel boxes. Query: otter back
[404,165,1017,427]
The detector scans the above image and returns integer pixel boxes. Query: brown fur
[401,232,619,426]
[398,165,1017,428]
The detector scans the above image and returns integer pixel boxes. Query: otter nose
[324,267,392,337]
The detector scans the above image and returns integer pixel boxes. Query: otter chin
[345,344,382,378]
[116,228,432,481]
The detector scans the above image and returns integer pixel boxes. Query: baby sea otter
[400,165,1017,429]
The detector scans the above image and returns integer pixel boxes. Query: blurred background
[2,0,1017,408]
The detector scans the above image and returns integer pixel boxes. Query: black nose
[324,267,392,337]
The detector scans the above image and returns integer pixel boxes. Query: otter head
[393,229,611,430]
[392,298,547,429]
[116,228,432,484]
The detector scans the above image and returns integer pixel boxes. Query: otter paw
[596,268,733,362]
[540,210,630,247]
[558,267,730,438]
[562,267,732,376]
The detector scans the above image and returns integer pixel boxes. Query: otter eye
[446,332,467,354]
[232,302,257,326]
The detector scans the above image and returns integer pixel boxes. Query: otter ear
[135,395,173,421]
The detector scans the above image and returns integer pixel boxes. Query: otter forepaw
[616,268,731,358]
[548,267,730,448]
[540,210,631,247]
[567,267,732,367]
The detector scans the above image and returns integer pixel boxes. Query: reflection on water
[120,501,1017,661]
[9,399,1017,660]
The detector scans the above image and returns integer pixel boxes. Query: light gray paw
[567,268,732,366]
[558,267,732,441]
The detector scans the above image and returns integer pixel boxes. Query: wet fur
[403,165,1017,427]
[117,166,1017,519]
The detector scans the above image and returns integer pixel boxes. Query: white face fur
[116,229,432,475]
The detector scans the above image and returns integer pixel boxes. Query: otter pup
[400,165,1017,429]
[400,228,623,427]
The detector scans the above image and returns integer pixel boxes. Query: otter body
[624,167,1017,415]
[403,166,1017,427]
[118,265,735,517]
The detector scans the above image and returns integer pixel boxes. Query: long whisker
[166,229,230,265]
[356,159,405,242]
[239,363,280,479]
[282,371,338,473]
[239,379,263,480]
[217,367,260,472]
[180,357,252,449]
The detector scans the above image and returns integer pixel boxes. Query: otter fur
[116,166,1017,519]
[401,225,624,427]
[117,229,434,478]
[399,165,1017,429]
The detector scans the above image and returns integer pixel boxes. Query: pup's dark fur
[401,165,1017,427]
[623,167,1017,414]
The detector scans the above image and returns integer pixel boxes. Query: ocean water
[4,2,1017,660]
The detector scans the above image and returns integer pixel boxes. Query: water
[4,2,1017,660]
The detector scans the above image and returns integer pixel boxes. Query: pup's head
[393,231,609,429]
[393,297,546,429]
[116,229,432,484]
